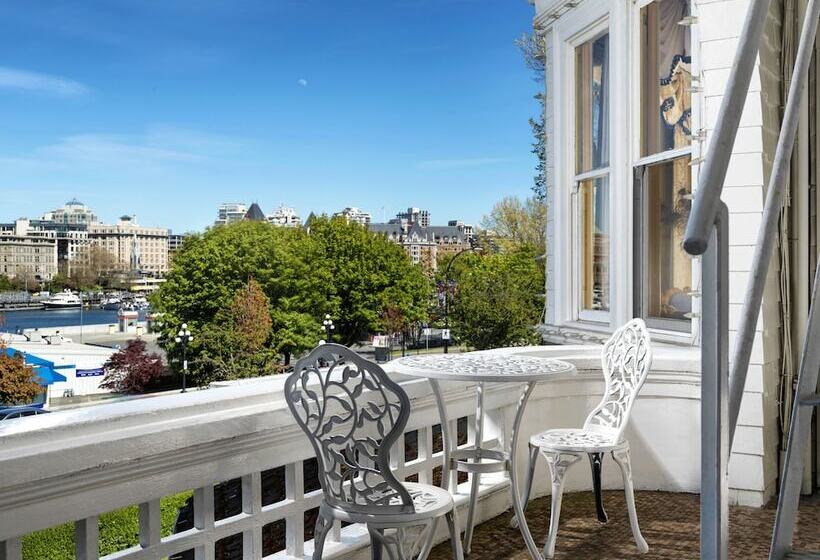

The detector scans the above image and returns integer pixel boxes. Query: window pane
[579,176,609,312]
[575,32,609,174]
[641,0,691,156]
[645,157,692,321]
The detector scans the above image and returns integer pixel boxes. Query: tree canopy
[153,218,431,384]
[450,247,544,350]
[480,195,547,255]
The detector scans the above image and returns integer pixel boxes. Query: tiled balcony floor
[429,491,820,559]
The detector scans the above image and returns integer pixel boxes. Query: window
[634,0,693,331]
[575,31,610,318]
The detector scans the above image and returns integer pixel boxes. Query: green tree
[0,275,13,292]
[450,247,544,350]
[153,221,332,380]
[480,195,547,254]
[308,216,430,345]
[517,32,547,200]
[196,278,277,382]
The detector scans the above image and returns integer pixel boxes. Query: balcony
[0,344,717,559]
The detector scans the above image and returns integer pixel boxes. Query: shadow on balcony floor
[429,491,820,559]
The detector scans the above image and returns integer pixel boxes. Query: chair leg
[313,510,333,559]
[542,451,582,559]
[368,527,385,560]
[588,452,608,523]
[510,443,540,528]
[446,511,465,560]
[612,446,649,554]
[416,519,438,560]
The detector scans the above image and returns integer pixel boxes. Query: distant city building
[88,216,169,275]
[448,220,475,240]
[391,207,430,229]
[215,203,248,226]
[369,209,471,273]
[168,233,187,253]
[41,198,98,226]
[267,205,301,227]
[334,207,372,226]
[244,203,266,222]
[0,219,58,281]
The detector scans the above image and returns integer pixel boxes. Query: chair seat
[530,428,627,453]
[328,482,454,525]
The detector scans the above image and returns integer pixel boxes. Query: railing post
[0,538,21,560]
[75,517,99,560]
[700,203,730,560]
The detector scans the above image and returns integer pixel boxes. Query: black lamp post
[175,323,193,393]
[443,246,482,353]
[321,314,335,344]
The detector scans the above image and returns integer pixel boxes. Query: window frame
[568,18,613,324]
[630,0,700,338]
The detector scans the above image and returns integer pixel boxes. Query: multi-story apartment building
[214,203,249,226]
[334,207,372,226]
[0,220,58,281]
[88,216,169,275]
[267,205,301,227]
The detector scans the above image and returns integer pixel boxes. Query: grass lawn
[22,491,192,559]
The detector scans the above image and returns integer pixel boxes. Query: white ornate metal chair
[516,319,652,558]
[285,344,463,560]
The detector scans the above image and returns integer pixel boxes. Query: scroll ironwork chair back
[285,343,414,515]
[582,318,652,442]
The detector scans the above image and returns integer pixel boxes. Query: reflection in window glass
[641,0,691,156]
[579,176,609,312]
[575,32,609,174]
[645,157,692,321]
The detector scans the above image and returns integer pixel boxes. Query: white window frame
[628,0,701,341]
[551,0,622,328]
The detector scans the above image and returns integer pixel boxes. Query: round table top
[391,353,576,382]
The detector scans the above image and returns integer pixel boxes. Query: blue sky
[0,0,540,233]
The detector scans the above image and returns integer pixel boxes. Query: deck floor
[429,491,820,559]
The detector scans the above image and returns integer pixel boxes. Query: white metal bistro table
[392,353,576,560]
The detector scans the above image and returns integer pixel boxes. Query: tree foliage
[100,339,166,394]
[450,248,544,350]
[308,216,430,345]
[196,279,278,382]
[0,340,42,406]
[480,195,547,254]
[0,275,13,292]
[516,32,547,200]
[154,219,430,382]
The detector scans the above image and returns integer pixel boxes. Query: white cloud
[417,157,509,170]
[0,67,90,97]
[297,78,308,87]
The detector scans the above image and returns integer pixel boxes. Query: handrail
[728,0,820,446]
[683,0,773,255]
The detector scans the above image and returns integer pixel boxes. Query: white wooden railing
[0,346,699,560]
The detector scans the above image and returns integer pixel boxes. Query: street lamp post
[175,323,194,393]
[443,246,482,354]
[321,314,335,344]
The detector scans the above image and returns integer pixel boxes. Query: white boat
[42,291,82,309]
[100,297,122,311]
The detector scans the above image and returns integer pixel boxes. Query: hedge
[22,491,192,559]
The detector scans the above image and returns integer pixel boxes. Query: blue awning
[5,348,68,385]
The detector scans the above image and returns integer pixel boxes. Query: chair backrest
[285,344,414,515]
[582,318,652,441]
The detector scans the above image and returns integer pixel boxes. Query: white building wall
[534,0,783,506]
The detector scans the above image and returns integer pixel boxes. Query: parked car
[0,407,50,421]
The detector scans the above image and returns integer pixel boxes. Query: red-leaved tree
[100,339,166,394]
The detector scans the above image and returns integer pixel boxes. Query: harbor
[0,308,150,333]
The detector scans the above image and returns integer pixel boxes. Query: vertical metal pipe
[683,0,774,254]
[701,203,730,560]
[770,229,820,559]
[728,0,820,447]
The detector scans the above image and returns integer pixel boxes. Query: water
[0,308,149,332]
